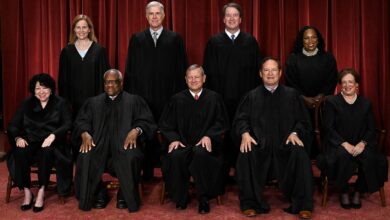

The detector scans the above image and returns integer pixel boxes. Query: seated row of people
[6,58,387,219]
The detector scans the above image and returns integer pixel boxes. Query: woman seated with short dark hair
[318,68,388,209]
[7,73,72,212]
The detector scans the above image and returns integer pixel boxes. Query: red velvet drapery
[1,0,389,152]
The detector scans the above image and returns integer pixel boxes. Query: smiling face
[104,72,123,96]
[34,82,51,103]
[303,28,318,52]
[185,67,206,93]
[260,59,282,87]
[146,6,165,31]
[74,19,91,40]
[223,7,241,33]
[341,73,358,96]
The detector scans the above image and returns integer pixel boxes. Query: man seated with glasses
[73,69,156,212]
[233,57,314,219]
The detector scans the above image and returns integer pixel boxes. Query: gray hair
[186,64,205,76]
[103,69,123,81]
[146,1,165,14]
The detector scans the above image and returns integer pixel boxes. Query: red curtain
[1,0,389,152]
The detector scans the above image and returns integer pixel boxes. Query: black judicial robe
[7,95,73,195]
[233,85,313,212]
[73,92,156,211]
[317,94,388,192]
[58,42,110,115]
[159,89,229,202]
[203,31,261,119]
[124,28,188,120]
[285,51,337,97]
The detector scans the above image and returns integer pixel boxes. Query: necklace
[302,47,318,56]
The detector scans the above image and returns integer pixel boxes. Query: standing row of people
[6,1,387,219]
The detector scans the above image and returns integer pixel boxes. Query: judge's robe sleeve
[322,99,346,148]
[204,95,230,143]
[362,102,377,147]
[232,94,254,142]
[72,99,94,147]
[203,40,219,90]
[158,99,181,144]
[94,47,110,95]
[175,35,188,91]
[320,54,338,96]
[291,95,313,145]
[7,101,27,143]
[285,54,304,95]
[51,100,72,139]
[58,49,69,99]
[130,96,157,142]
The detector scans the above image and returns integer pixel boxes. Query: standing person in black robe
[233,57,313,219]
[285,26,338,157]
[159,64,229,214]
[124,1,188,179]
[59,14,110,116]
[73,69,156,212]
[7,73,72,212]
[203,2,261,168]
[317,68,388,209]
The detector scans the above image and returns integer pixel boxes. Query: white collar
[189,89,203,98]
[150,27,163,37]
[225,29,240,38]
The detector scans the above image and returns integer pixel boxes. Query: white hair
[103,69,123,81]
[146,1,165,14]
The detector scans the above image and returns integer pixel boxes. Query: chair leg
[160,182,165,205]
[6,174,13,203]
[138,182,144,205]
[321,176,328,207]
[58,195,65,204]
[217,195,222,205]
[379,186,386,207]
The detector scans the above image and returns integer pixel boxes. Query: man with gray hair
[124,1,188,180]
[159,64,229,214]
[73,69,156,212]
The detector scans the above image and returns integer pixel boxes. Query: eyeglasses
[104,80,120,85]
[262,69,279,74]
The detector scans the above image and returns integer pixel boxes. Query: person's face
[341,73,358,96]
[74,19,90,40]
[260,60,282,87]
[35,82,51,103]
[104,73,123,96]
[223,7,241,32]
[185,68,206,93]
[303,28,318,52]
[146,6,165,30]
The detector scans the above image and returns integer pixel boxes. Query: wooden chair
[317,100,387,207]
[157,131,222,205]
[6,164,65,204]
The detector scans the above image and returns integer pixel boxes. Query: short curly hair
[338,68,361,84]
[292,26,325,54]
[29,73,56,95]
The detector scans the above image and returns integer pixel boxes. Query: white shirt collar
[189,89,203,98]
[264,84,278,92]
[225,29,240,38]
[150,27,163,38]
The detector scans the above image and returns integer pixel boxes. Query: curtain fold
[1,0,389,152]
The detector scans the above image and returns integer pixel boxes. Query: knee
[169,148,189,161]
[193,146,211,160]
[13,147,29,158]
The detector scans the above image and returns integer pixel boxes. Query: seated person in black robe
[7,73,72,212]
[73,69,156,212]
[317,68,388,209]
[233,57,314,219]
[159,64,229,214]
